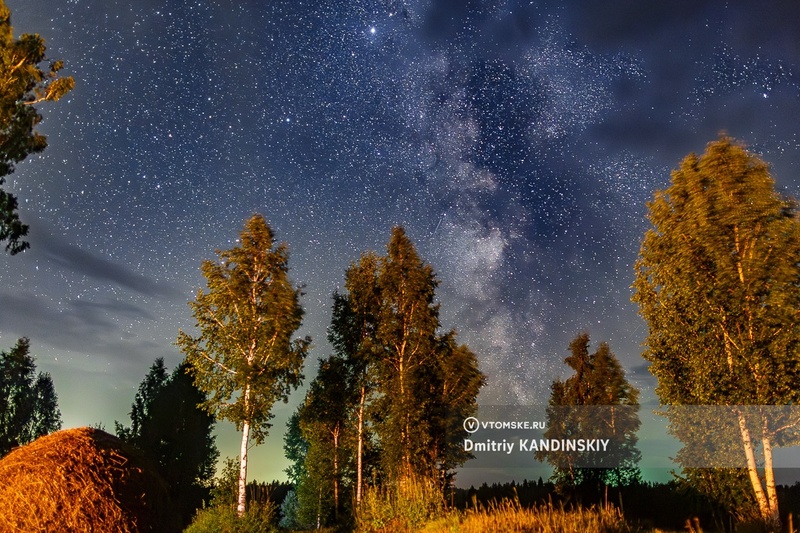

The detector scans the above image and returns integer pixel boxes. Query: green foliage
[355,477,446,532]
[373,227,441,480]
[295,355,356,526]
[632,136,800,525]
[370,227,485,483]
[0,0,74,254]
[632,136,800,406]
[115,358,168,443]
[178,214,309,443]
[115,358,218,526]
[282,409,308,485]
[538,333,641,493]
[278,488,300,529]
[0,337,61,456]
[184,501,277,533]
[178,214,310,513]
[210,456,240,507]
[290,228,484,528]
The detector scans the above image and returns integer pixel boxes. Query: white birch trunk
[737,410,770,521]
[238,418,250,517]
[762,432,779,526]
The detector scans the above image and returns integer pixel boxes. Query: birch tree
[336,252,381,503]
[632,136,800,528]
[537,333,640,493]
[178,214,309,516]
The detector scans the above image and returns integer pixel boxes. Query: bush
[356,477,446,532]
[184,502,277,533]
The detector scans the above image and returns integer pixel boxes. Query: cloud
[27,219,181,299]
[0,291,163,366]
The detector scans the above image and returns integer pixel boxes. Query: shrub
[184,501,277,533]
[356,477,446,532]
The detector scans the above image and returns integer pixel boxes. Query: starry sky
[2,0,800,485]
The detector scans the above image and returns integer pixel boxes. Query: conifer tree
[283,409,308,486]
[178,214,310,516]
[116,358,219,525]
[115,358,168,443]
[0,1,74,254]
[0,338,61,456]
[632,136,800,527]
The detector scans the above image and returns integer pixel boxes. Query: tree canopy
[115,358,219,526]
[289,227,484,529]
[0,0,74,254]
[538,333,640,493]
[632,136,800,527]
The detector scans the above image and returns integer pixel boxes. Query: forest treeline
[4,0,800,531]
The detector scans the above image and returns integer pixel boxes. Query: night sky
[2,0,800,485]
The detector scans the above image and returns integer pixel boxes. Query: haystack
[0,427,181,532]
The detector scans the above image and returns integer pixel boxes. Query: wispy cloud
[28,219,181,299]
[0,291,164,365]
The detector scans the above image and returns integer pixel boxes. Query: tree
[115,358,219,526]
[537,333,641,494]
[357,227,483,486]
[283,408,308,486]
[0,1,74,254]
[333,253,382,504]
[374,227,444,481]
[296,355,355,526]
[289,227,484,526]
[632,136,800,527]
[425,333,485,486]
[115,358,168,443]
[177,214,310,516]
[0,337,61,456]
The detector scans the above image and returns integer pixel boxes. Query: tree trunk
[333,423,340,522]
[356,385,365,505]
[762,431,780,527]
[737,410,770,521]
[238,382,252,517]
[399,356,410,479]
[238,418,250,517]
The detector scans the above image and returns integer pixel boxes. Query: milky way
[2,0,800,482]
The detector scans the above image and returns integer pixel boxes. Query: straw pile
[0,427,181,532]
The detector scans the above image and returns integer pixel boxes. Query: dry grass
[420,499,634,533]
[0,427,180,532]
